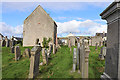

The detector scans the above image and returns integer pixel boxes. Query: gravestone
[14,46,21,61]
[45,49,48,65]
[88,39,92,46]
[99,41,102,47]
[5,36,9,47]
[1,40,6,47]
[84,45,90,78]
[81,42,85,78]
[95,43,98,50]
[100,1,120,79]
[48,44,52,58]
[73,48,77,72]
[42,48,48,65]
[103,47,106,57]
[11,46,14,53]
[28,45,42,78]
[23,48,31,58]
[77,43,80,71]
[53,44,56,54]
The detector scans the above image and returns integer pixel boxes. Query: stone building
[23,5,57,47]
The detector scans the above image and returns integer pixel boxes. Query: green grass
[2,45,105,78]
[2,46,32,78]
[37,45,80,78]
[89,46,105,78]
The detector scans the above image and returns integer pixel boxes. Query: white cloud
[0,22,23,37]
[0,19,107,38]
[56,19,107,36]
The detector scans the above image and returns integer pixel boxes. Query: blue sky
[1,2,113,37]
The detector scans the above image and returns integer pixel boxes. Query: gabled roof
[0,33,4,37]
[13,37,23,41]
[24,5,57,27]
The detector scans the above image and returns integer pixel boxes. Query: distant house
[0,33,4,40]
[13,37,23,41]
[96,32,107,38]
[23,5,57,47]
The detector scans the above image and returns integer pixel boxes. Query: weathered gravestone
[47,44,52,58]
[42,48,48,65]
[77,43,80,71]
[10,38,15,47]
[95,43,98,50]
[102,47,106,57]
[100,1,120,79]
[28,45,42,78]
[88,39,92,46]
[80,40,85,78]
[23,48,31,58]
[99,47,106,60]
[1,40,6,47]
[11,46,14,53]
[73,48,77,72]
[5,36,9,47]
[99,41,102,47]
[14,46,21,61]
[84,45,90,78]
[53,44,56,54]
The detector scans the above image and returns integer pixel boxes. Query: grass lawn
[2,45,105,79]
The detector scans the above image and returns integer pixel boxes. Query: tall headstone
[77,43,80,71]
[81,41,85,78]
[100,1,120,79]
[73,48,77,72]
[14,46,21,61]
[28,45,42,78]
[84,45,90,78]
[53,44,56,54]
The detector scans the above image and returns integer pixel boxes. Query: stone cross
[100,1,120,79]
[14,46,21,61]
[28,45,42,78]
[73,48,77,72]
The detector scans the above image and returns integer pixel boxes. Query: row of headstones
[72,41,90,78]
[29,43,57,78]
[1,37,16,47]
